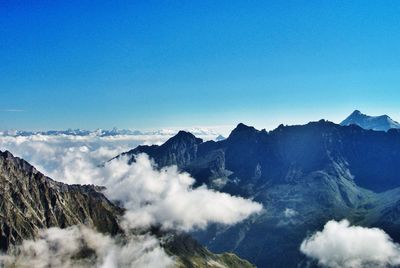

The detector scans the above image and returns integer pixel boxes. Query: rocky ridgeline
[0,150,253,268]
[118,120,400,267]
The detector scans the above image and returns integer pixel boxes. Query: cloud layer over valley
[0,132,262,267]
[0,133,262,231]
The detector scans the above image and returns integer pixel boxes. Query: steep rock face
[0,150,122,251]
[341,110,400,131]
[117,121,400,267]
[123,131,203,168]
[120,120,400,193]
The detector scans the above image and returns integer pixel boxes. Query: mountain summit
[116,120,400,267]
[340,110,400,131]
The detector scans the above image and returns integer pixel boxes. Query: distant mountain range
[3,110,398,138]
[0,127,220,138]
[0,150,253,268]
[341,110,400,131]
[116,119,400,267]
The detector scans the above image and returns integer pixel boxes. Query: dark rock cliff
[0,150,122,251]
[117,120,400,267]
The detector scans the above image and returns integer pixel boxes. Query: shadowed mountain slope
[121,120,400,193]
[117,120,400,267]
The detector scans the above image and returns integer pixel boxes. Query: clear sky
[1,1,400,131]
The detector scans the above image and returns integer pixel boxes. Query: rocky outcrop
[121,130,203,167]
[0,150,122,251]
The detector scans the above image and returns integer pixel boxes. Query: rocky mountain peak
[228,123,258,139]
[164,130,203,145]
[215,135,226,141]
[351,109,362,116]
[0,150,39,175]
[341,110,400,131]
[0,150,122,251]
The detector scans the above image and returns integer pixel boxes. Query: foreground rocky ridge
[118,120,400,267]
[0,150,122,252]
[0,150,253,268]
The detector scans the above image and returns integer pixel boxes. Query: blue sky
[1,1,400,131]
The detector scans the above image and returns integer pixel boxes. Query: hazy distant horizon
[0,109,398,136]
[2,108,400,137]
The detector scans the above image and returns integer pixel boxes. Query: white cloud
[0,225,174,268]
[105,154,263,231]
[0,134,262,231]
[300,219,400,268]
[284,208,298,218]
[0,134,167,185]
[277,208,299,227]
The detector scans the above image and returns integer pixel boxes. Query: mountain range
[116,115,400,267]
[0,127,220,138]
[3,110,399,138]
[3,110,400,267]
[0,150,253,268]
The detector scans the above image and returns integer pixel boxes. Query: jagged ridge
[0,150,254,268]
[116,120,400,267]
[0,150,122,251]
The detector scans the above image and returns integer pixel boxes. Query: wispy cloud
[0,109,24,112]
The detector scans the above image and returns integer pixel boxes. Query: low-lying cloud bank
[300,219,400,268]
[0,133,262,231]
[0,226,174,268]
[0,134,168,185]
[0,133,262,267]
[0,127,222,139]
